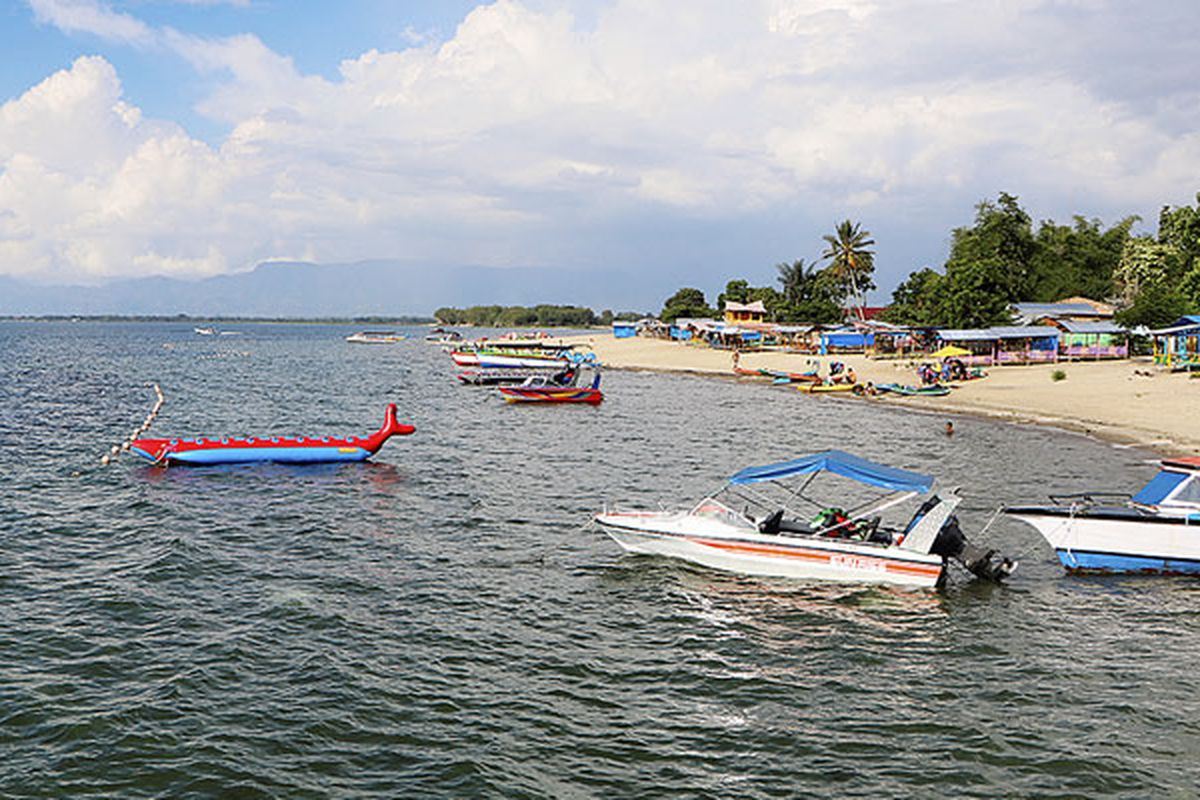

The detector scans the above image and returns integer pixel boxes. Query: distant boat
[194,327,217,336]
[425,328,463,343]
[346,331,406,344]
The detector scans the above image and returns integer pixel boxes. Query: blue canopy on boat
[1131,470,1189,506]
[728,450,934,494]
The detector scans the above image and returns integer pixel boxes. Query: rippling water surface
[2,321,1198,798]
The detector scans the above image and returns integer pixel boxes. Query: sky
[1,0,1199,309]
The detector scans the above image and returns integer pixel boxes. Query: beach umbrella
[930,345,971,359]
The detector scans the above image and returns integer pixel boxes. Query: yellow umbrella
[930,345,971,359]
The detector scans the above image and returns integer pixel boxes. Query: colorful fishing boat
[457,367,569,386]
[595,451,1015,589]
[499,370,603,404]
[1005,456,1200,574]
[877,383,952,397]
[797,381,857,393]
[129,404,415,466]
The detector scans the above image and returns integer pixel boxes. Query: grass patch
[1051,369,1067,382]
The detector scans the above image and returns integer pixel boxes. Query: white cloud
[3,0,1200,286]
[28,0,153,45]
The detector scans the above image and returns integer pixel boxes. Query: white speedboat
[595,451,1015,589]
[1005,456,1200,574]
[346,331,406,344]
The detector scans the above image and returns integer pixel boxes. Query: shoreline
[560,334,1200,457]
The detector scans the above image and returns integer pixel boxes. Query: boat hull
[451,352,571,369]
[597,514,943,588]
[1006,507,1200,574]
[500,387,602,404]
[129,404,415,466]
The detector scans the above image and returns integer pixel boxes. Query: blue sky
[2,0,1199,311]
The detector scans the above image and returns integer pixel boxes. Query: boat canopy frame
[703,450,936,537]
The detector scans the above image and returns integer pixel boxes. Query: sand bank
[560,334,1200,455]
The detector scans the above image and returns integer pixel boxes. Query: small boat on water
[458,367,573,386]
[194,326,217,336]
[129,404,415,466]
[346,331,407,344]
[425,328,463,343]
[1005,456,1200,574]
[499,369,603,404]
[595,451,1016,589]
[877,383,952,397]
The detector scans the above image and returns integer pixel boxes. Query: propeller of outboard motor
[930,515,1018,583]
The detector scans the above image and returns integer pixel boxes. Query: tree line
[433,305,644,328]
[659,192,1200,329]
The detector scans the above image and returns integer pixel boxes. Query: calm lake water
[2,321,1198,798]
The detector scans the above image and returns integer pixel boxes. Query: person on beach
[731,349,740,371]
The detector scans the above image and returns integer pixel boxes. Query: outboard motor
[899,489,1017,584]
[930,515,1017,583]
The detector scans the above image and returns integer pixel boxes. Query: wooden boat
[877,383,951,397]
[761,368,821,384]
[1006,456,1200,574]
[129,404,415,466]
[457,368,567,386]
[596,450,1016,588]
[797,381,856,393]
[499,371,603,404]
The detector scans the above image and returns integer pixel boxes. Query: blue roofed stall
[1151,316,1200,371]
[936,326,1060,366]
[1041,319,1129,360]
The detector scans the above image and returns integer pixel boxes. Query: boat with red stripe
[595,451,1015,589]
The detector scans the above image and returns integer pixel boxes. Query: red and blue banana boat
[129,404,415,466]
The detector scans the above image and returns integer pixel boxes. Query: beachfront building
[723,300,767,325]
[1037,319,1129,360]
[1151,316,1200,370]
[935,326,1060,366]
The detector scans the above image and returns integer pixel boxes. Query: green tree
[943,192,1036,303]
[716,279,753,310]
[880,267,945,326]
[660,288,715,323]
[821,220,876,319]
[1115,282,1191,329]
[938,261,1014,328]
[773,260,843,323]
[1027,215,1136,302]
[1113,236,1180,304]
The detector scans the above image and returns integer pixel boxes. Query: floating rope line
[101,383,164,466]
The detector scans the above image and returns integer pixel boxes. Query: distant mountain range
[0,260,674,317]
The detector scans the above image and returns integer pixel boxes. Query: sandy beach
[559,333,1200,455]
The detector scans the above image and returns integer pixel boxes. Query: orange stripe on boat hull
[689,536,942,579]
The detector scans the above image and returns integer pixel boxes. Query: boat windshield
[1165,475,1200,509]
[689,498,755,529]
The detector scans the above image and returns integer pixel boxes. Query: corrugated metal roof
[1055,320,1127,334]
[937,326,1059,341]
[1012,302,1105,317]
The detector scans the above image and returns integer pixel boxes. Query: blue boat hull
[1057,549,1200,575]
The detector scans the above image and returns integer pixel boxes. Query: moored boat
[346,331,406,344]
[1005,456,1200,574]
[499,370,603,404]
[129,404,415,466]
[797,381,857,393]
[877,383,952,397]
[596,451,1016,589]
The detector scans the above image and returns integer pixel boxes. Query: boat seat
[758,510,814,535]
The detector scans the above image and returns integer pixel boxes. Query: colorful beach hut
[935,326,1060,366]
[1039,319,1129,360]
[1151,316,1200,370]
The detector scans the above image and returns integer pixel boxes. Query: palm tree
[775,259,812,305]
[821,220,876,321]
